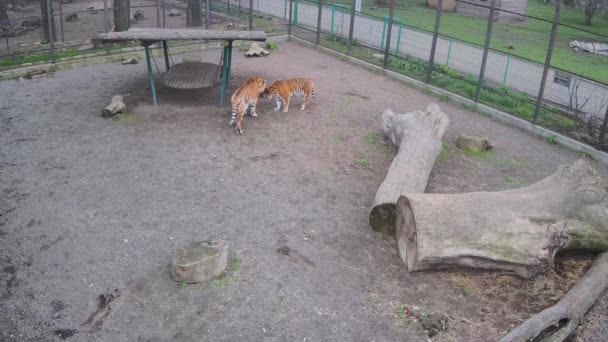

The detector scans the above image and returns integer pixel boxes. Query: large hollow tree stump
[500,252,608,342]
[395,159,608,278]
[369,103,449,235]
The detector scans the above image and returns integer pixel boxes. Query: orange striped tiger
[261,78,317,113]
[230,76,267,134]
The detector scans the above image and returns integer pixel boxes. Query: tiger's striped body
[229,76,267,134]
[261,78,317,113]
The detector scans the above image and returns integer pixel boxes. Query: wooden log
[369,103,449,235]
[102,95,127,118]
[98,28,267,43]
[500,252,608,342]
[395,159,608,278]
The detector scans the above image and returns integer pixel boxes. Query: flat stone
[170,240,229,283]
[456,134,494,152]
[373,53,385,59]
[245,43,269,57]
[182,54,205,63]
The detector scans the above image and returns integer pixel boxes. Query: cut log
[500,252,608,342]
[102,95,127,118]
[369,103,449,235]
[170,240,229,283]
[395,159,608,278]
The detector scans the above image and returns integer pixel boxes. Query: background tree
[576,0,608,25]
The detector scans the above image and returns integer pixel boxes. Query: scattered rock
[168,9,181,16]
[24,70,47,80]
[121,58,138,65]
[245,43,269,57]
[372,53,385,60]
[456,134,494,152]
[170,240,229,284]
[65,13,77,22]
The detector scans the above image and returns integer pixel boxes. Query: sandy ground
[1,41,607,342]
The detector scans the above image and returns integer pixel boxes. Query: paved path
[251,0,608,121]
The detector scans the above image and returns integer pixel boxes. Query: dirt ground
[1,41,607,342]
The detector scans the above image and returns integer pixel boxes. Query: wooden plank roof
[98,28,266,43]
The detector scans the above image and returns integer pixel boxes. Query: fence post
[206,0,211,29]
[315,0,323,45]
[475,0,497,103]
[157,0,161,28]
[383,0,395,69]
[294,0,299,25]
[284,0,287,20]
[347,0,356,56]
[341,7,345,35]
[502,54,511,84]
[533,0,561,124]
[288,0,293,35]
[425,0,442,84]
[228,0,231,13]
[46,0,56,62]
[380,16,387,49]
[598,105,608,150]
[249,0,253,30]
[446,38,452,65]
[59,2,65,42]
[162,0,166,27]
[330,4,335,34]
[395,22,402,54]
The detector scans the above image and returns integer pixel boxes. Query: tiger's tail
[229,105,237,125]
[311,84,317,101]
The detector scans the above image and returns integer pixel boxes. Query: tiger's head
[261,81,278,99]
[245,76,267,95]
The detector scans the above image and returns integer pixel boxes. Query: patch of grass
[546,135,559,145]
[363,132,379,145]
[330,135,345,145]
[356,153,370,168]
[462,148,493,158]
[393,307,406,320]
[450,273,474,296]
[440,142,450,161]
[439,94,450,103]
[265,41,279,50]
[111,111,143,125]
[178,281,188,288]
[504,176,515,183]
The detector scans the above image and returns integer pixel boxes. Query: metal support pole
[59,2,65,42]
[315,0,323,45]
[205,0,211,29]
[46,0,56,63]
[249,0,253,30]
[104,0,110,54]
[533,0,561,124]
[284,0,287,20]
[162,40,170,71]
[425,0,442,84]
[228,0,230,13]
[475,0,497,103]
[144,45,158,107]
[382,0,395,69]
[597,105,608,150]
[503,54,511,84]
[294,0,298,25]
[227,40,233,80]
[288,0,293,35]
[347,0,356,56]
[220,44,230,107]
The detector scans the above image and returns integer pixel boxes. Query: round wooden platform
[161,62,222,89]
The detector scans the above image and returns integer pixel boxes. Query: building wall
[456,0,526,23]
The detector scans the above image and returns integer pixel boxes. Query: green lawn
[312,0,608,83]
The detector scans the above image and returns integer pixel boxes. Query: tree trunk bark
[40,0,56,44]
[0,0,9,22]
[187,0,202,27]
[500,253,608,342]
[113,0,130,32]
[395,159,608,278]
[369,103,449,235]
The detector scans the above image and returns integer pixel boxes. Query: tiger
[261,78,317,113]
[229,76,267,134]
